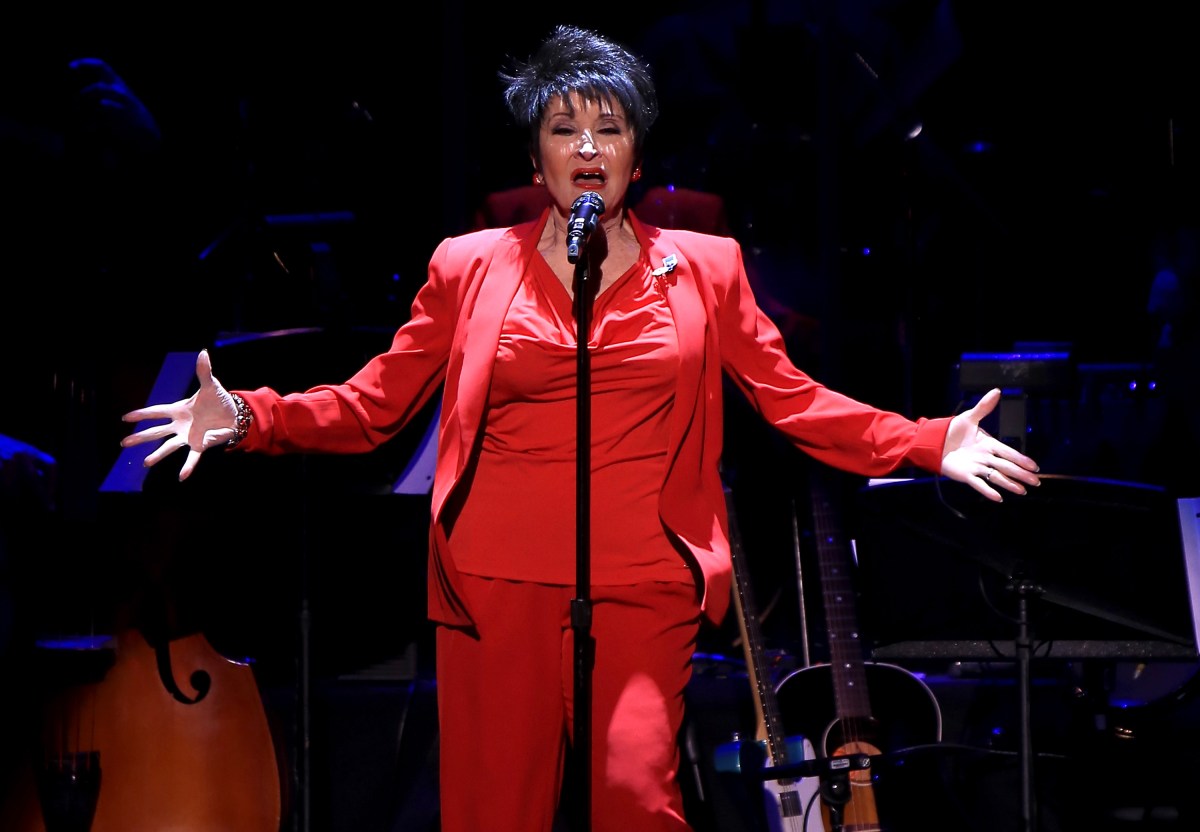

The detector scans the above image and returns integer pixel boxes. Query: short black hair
[499,24,658,161]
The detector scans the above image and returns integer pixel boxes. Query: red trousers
[436,575,701,832]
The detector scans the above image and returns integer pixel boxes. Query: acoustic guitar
[773,472,942,831]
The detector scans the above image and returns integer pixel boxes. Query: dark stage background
[2,2,1200,830]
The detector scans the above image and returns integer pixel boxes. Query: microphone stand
[571,244,595,832]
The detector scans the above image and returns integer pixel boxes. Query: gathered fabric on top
[445,248,692,587]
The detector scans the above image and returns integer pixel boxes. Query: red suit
[233,208,950,831]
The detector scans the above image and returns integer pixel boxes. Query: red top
[447,250,692,586]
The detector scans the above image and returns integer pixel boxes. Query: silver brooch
[651,253,678,277]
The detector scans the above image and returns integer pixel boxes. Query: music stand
[850,475,1200,832]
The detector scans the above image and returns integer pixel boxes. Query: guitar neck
[725,488,792,767]
[811,476,873,721]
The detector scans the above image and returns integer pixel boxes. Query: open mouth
[572,168,606,188]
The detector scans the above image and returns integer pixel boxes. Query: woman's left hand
[940,388,1041,502]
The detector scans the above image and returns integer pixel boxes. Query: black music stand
[850,475,1200,832]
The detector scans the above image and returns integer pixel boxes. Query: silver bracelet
[226,392,253,450]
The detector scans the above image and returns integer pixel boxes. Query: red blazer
[236,209,950,628]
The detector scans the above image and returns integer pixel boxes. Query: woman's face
[535,91,637,218]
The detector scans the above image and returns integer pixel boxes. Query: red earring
[532,172,544,186]
[631,167,642,183]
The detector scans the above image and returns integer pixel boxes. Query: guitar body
[714,733,821,832]
[774,662,942,832]
[762,736,821,832]
[774,662,942,758]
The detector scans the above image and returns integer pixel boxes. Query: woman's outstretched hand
[940,387,1041,502]
[120,349,239,481]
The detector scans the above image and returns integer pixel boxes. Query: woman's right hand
[120,349,240,481]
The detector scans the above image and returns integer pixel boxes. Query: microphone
[566,191,605,264]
